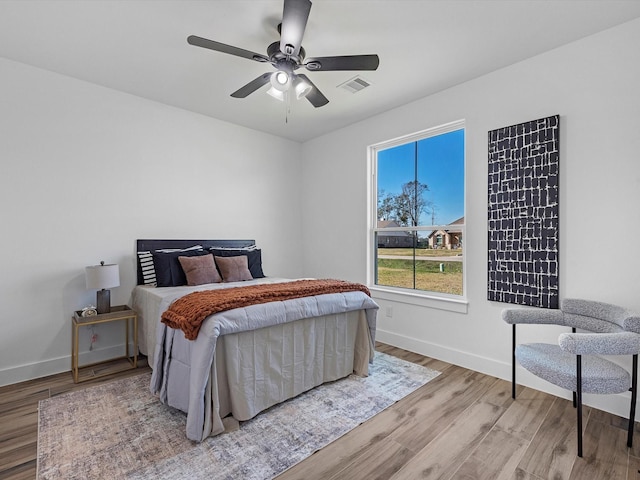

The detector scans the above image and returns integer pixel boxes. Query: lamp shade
[85,263,120,290]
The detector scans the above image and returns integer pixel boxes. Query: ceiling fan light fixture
[266,86,285,101]
[270,71,290,92]
[293,76,312,99]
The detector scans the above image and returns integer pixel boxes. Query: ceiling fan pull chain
[285,89,290,123]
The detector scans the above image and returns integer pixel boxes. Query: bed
[130,239,378,441]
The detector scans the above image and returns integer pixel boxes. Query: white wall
[301,18,640,417]
[0,58,303,386]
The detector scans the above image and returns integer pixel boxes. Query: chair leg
[576,355,583,458]
[512,324,516,399]
[628,354,638,448]
[571,327,577,408]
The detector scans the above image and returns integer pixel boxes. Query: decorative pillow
[178,254,221,286]
[137,245,203,287]
[137,251,157,286]
[209,248,265,278]
[152,249,208,287]
[214,255,253,282]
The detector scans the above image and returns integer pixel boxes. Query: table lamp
[85,261,120,314]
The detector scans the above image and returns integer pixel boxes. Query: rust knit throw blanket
[161,279,371,340]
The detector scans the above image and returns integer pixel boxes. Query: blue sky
[377,128,465,226]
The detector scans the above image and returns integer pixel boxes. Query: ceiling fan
[187,0,380,108]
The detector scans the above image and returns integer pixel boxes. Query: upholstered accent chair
[503,298,640,457]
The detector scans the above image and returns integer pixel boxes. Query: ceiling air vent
[338,76,372,94]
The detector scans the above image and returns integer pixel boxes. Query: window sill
[369,286,468,314]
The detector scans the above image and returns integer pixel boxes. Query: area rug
[37,352,439,479]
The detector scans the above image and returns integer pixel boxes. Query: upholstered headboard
[135,239,256,285]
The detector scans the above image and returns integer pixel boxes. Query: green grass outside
[376,257,463,295]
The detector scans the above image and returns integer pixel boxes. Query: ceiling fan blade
[279,0,311,57]
[188,35,269,63]
[230,73,273,98]
[297,74,328,108]
[304,54,380,71]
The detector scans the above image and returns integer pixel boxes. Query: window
[370,120,465,298]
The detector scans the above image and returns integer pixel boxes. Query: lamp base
[96,289,111,314]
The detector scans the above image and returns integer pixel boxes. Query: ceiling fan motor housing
[267,41,305,71]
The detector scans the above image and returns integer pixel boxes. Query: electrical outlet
[385,306,393,318]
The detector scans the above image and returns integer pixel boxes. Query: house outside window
[370,120,465,298]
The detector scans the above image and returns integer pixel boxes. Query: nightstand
[71,305,138,383]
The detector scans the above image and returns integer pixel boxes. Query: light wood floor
[1,344,639,480]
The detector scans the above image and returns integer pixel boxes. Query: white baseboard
[376,329,635,420]
[0,343,136,387]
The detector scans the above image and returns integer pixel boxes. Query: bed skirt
[162,309,372,438]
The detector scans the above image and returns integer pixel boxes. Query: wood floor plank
[0,376,50,399]
[389,399,507,480]
[0,459,37,480]
[589,406,640,458]
[568,415,628,480]
[452,427,529,480]
[325,437,415,480]
[0,443,36,475]
[495,386,555,441]
[0,408,38,462]
[517,398,585,479]
[389,367,499,453]
[0,403,38,443]
[627,455,640,480]
[0,432,36,462]
[630,423,640,458]
[509,467,545,480]
[0,386,49,416]
[479,377,514,409]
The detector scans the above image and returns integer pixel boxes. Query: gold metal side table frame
[71,305,138,383]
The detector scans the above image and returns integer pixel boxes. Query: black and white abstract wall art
[487,115,560,308]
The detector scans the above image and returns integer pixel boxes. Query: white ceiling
[1,1,640,142]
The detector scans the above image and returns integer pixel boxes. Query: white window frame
[367,119,468,312]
